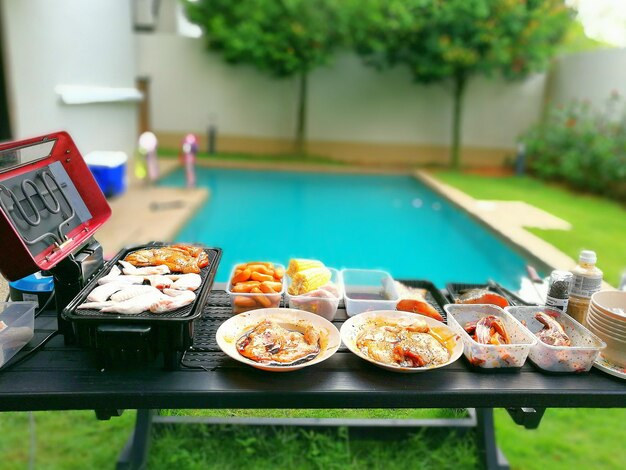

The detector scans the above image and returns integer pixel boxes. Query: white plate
[215,308,341,372]
[340,310,463,373]
[594,354,626,380]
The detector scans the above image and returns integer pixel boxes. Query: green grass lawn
[1,408,625,469]
[435,172,626,285]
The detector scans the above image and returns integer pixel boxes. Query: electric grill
[0,132,111,341]
[0,132,222,368]
[64,243,221,369]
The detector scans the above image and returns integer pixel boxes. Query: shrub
[520,93,626,202]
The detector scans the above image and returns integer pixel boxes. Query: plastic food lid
[9,272,54,293]
[579,250,597,264]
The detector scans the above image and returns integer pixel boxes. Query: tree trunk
[295,71,308,155]
[450,73,467,170]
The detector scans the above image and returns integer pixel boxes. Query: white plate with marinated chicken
[215,308,341,372]
[340,310,463,373]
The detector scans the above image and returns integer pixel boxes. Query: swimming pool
[161,168,531,288]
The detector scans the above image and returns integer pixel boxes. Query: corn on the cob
[288,267,331,296]
[286,258,324,277]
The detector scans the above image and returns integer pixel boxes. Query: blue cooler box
[85,151,128,197]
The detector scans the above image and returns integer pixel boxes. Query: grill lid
[0,132,111,281]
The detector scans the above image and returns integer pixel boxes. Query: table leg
[475,408,509,470]
[117,409,157,470]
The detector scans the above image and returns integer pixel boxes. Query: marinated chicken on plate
[534,311,571,346]
[456,289,509,308]
[355,319,452,368]
[236,320,321,365]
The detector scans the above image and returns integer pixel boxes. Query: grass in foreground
[435,172,626,285]
[1,408,625,469]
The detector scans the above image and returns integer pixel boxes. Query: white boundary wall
[551,48,626,109]
[1,0,138,155]
[137,34,547,150]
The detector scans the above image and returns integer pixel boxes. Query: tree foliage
[351,0,573,169]
[184,0,347,154]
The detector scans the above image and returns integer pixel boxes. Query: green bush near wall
[521,93,626,202]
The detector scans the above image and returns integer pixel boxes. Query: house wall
[550,48,626,108]
[0,0,138,155]
[136,34,547,166]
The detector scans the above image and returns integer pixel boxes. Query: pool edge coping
[414,170,578,278]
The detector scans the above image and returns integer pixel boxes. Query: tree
[184,0,346,155]
[351,0,572,169]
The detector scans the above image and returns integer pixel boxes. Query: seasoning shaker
[545,270,573,313]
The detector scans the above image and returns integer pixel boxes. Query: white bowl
[587,308,626,336]
[340,310,463,373]
[215,308,340,372]
[588,304,626,328]
[585,313,626,342]
[591,291,626,320]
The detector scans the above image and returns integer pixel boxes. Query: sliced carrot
[246,264,273,275]
[232,268,251,284]
[251,287,272,307]
[273,267,284,279]
[259,283,276,294]
[236,263,248,271]
[246,261,274,268]
[251,272,273,282]
[233,296,256,307]
[235,280,261,288]
[261,281,282,292]
[232,284,255,293]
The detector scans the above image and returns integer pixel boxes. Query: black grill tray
[63,242,222,323]
[446,282,532,307]
[395,279,449,323]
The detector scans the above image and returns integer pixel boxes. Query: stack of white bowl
[583,291,626,367]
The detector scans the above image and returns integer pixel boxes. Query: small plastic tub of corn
[227,263,285,314]
[341,269,399,317]
[287,268,343,321]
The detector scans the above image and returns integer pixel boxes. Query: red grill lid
[0,131,111,281]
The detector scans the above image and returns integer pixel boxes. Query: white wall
[1,0,138,155]
[551,48,626,108]
[138,35,297,140]
[137,34,547,150]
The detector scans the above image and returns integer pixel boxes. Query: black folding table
[1,288,624,470]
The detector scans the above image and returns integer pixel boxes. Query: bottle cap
[579,250,597,264]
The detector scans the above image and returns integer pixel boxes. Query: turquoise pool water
[161,168,530,288]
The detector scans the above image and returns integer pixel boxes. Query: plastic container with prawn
[505,306,606,373]
[444,304,537,369]
[227,263,285,314]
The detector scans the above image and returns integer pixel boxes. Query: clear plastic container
[0,302,36,368]
[506,306,606,373]
[226,263,285,314]
[341,269,399,317]
[287,268,343,321]
[444,304,537,369]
